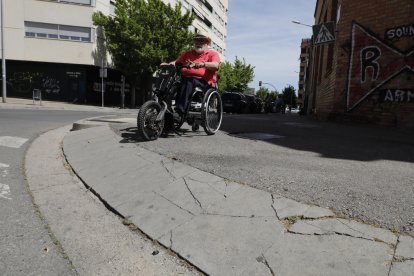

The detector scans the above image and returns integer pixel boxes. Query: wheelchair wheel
[202,89,223,135]
[137,101,164,141]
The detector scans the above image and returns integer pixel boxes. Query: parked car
[221,92,247,113]
[244,95,263,113]
[254,97,264,113]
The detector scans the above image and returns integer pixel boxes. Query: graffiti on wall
[346,22,414,111]
[379,89,414,102]
[42,76,61,94]
[8,72,43,94]
[385,23,414,41]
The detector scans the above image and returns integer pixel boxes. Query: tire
[202,90,223,135]
[173,115,185,131]
[137,101,164,141]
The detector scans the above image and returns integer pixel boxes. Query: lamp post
[291,20,313,28]
[259,81,277,92]
[1,0,6,103]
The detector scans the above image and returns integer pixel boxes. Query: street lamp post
[291,20,313,28]
[259,81,277,92]
[1,0,6,103]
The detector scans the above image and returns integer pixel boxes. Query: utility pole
[99,59,107,107]
[1,0,6,103]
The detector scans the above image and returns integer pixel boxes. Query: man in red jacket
[162,30,221,117]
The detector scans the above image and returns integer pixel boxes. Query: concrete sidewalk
[61,123,414,275]
[0,97,133,113]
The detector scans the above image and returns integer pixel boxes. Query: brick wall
[311,0,414,127]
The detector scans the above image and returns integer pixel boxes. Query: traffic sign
[313,22,336,45]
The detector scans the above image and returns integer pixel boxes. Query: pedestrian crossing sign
[313,22,336,45]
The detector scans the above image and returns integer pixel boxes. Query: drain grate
[230,132,285,140]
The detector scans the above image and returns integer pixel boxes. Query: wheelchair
[137,63,223,141]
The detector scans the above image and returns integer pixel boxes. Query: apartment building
[305,0,414,127]
[297,38,311,109]
[165,0,228,60]
[0,0,119,104]
[1,0,228,104]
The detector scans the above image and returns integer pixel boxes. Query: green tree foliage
[282,84,297,107]
[256,87,278,101]
[218,57,254,93]
[256,87,269,100]
[92,0,194,102]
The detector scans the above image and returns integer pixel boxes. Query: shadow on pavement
[219,113,414,163]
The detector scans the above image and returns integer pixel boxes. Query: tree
[256,87,278,101]
[282,84,297,107]
[218,57,254,93]
[92,0,194,105]
[256,87,270,100]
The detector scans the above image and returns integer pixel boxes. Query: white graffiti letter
[407,91,414,102]
[395,90,405,102]
[384,90,394,102]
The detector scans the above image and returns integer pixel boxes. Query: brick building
[306,0,414,127]
[297,38,312,110]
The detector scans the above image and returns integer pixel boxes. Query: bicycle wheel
[137,101,164,141]
[202,90,223,135]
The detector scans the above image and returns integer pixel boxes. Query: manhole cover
[230,132,285,140]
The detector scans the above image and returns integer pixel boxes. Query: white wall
[0,0,110,65]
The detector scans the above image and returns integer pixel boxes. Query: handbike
[137,62,223,141]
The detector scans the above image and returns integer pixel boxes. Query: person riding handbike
[161,30,221,125]
[137,30,223,141]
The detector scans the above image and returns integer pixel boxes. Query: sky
[225,0,316,93]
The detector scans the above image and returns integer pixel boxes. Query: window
[62,0,92,4]
[59,25,91,42]
[25,22,58,39]
[46,0,94,5]
[25,21,92,42]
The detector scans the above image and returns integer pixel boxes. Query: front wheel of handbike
[202,90,223,135]
[137,101,164,141]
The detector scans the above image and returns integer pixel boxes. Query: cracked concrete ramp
[62,125,411,275]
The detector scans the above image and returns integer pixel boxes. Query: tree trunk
[131,86,136,108]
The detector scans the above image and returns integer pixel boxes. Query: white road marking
[0,183,11,200]
[0,136,28,148]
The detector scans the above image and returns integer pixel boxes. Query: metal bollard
[33,89,42,105]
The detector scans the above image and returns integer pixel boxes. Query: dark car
[221,92,247,113]
[244,95,263,113]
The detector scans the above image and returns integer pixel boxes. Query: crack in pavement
[287,227,388,245]
[169,230,173,249]
[203,213,271,219]
[257,254,275,276]
[270,194,281,221]
[186,176,228,199]
[335,218,392,244]
[183,177,204,212]
[160,160,177,181]
[153,191,195,216]
[388,236,400,276]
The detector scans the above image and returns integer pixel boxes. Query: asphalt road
[0,108,117,275]
[114,112,414,235]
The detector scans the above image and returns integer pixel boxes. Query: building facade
[1,0,228,105]
[306,0,414,127]
[297,38,312,110]
[164,0,228,60]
